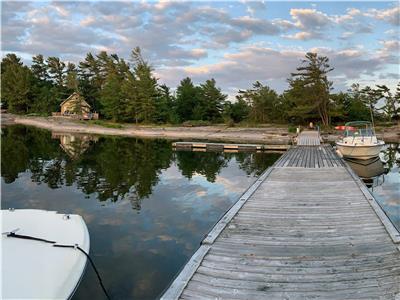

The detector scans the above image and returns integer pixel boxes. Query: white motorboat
[336,121,385,160]
[1,209,90,299]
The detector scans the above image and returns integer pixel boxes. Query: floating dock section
[172,142,289,152]
[162,131,400,299]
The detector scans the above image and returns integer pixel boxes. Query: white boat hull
[344,157,384,178]
[1,209,90,299]
[336,142,384,160]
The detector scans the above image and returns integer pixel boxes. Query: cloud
[244,1,267,16]
[230,16,281,35]
[157,44,395,95]
[290,8,332,30]
[365,6,400,26]
[283,31,321,41]
[283,8,332,40]
[377,40,400,64]
[1,1,398,95]
[334,8,361,24]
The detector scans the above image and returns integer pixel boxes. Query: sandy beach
[2,114,294,144]
[3,114,399,144]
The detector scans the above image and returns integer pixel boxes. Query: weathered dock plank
[172,142,289,152]
[297,130,321,146]
[161,133,400,299]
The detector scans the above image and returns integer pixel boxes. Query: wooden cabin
[54,92,98,119]
[60,92,90,115]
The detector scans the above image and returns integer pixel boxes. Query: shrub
[182,120,212,127]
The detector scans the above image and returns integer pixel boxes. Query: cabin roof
[60,92,91,108]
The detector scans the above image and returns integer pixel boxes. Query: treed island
[1,47,399,129]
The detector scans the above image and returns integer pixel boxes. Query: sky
[2,1,399,98]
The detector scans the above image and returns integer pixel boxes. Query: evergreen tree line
[2,50,399,125]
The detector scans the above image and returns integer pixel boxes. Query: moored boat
[1,209,90,299]
[336,121,385,160]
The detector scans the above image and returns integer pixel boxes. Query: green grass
[26,112,49,117]
[288,125,297,133]
[88,120,124,129]
[182,120,212,127]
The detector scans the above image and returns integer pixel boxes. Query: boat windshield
[344,121,374,137]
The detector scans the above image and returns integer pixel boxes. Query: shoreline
[2,114,293,144]
[2,114,399,144]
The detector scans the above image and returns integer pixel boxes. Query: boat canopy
[343,121,374,137]
[344,121,372,127]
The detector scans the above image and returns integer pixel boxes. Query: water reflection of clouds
[2,126,282,300]
[370,153,400,231]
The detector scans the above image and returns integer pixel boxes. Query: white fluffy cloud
[365,6,400,25]
[1,1,399,94]
[156,41,398,95]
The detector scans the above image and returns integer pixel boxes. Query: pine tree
[155,84,176,123]
[120,71,139,123]
[223,98,250,123]
[375,84,399,122]
[100,72,122,121]
[28,54,56,114]
[31,54,48,81]
[131,47,158,123]
[287,52,333,125]
[175,77,199,122]
[1,54,33,113]
[237,82,280,123]
[46,56,66,87]
[197,79,227,122]
[65,63,79,92]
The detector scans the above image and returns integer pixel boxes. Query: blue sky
[2,1,399,97]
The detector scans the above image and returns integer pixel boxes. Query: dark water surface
[1,125,281,300]
[368,144,399,231]
[343,143,400,231]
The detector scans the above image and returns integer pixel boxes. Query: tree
[78,52,102,109]
[100,72,123,121]
[196,79,227,122]
[175,77,199,122]
[1,54,33,113]
[120,71,139,123]
[65,63,79,92]
[237,81,281,123]
[154,84,177,123]
[287,52,334,125]
[376,84,399,122]
[31,54,48,81]
[131,47,158,123]
[46,56,66,87]
[395,82,400,123]
[28,54,58,114]
[223,98,250,123]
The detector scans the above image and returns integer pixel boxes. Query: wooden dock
[172,142,289,152]
[162,131,400,299]
[297,130,321,146]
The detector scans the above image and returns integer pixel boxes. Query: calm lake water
[364,143,400,231]
[1,125,281,300]
[1,126,399,300]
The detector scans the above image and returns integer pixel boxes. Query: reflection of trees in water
[381,143,400,171]
[2,125,280,210]
[235,152,282,176]
[175,152,228,182]
[1,126,173,209]
[174,151,281,181]
[1,126,61,184]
